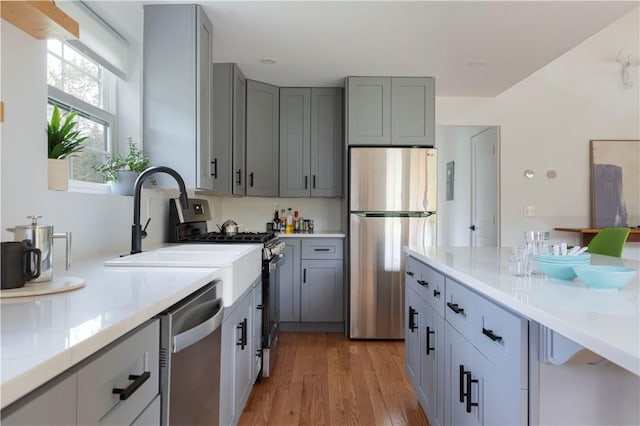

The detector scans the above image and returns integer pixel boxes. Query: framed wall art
[590,139,640,228]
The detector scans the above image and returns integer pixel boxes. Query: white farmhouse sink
[104,244,262,307]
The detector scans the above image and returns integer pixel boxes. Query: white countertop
[0,256,221,410]
[278,232,345,238]
[405,246,640,376]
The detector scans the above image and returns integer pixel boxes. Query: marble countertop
[0,255,221,410]
[405,246,640,376]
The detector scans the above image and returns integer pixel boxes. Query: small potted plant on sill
[47,105,88,191]
[96,138,155,196]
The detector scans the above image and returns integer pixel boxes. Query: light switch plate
[524,205,536,216]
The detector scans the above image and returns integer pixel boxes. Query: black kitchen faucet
[131,166,189,254]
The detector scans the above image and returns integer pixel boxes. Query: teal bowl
[572,265,638,289]
[536,260,581,280]
[536,254,591,263]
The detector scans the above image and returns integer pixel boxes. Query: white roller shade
[56,1,128,80]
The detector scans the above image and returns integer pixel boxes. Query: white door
[471,128,499,247]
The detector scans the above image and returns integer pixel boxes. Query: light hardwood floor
[238,332,430,426]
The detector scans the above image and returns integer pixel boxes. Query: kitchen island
[0,255,221,411]
[405,246,640,425]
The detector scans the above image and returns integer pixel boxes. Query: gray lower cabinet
[143,4,214,191]
[279,238,344,329]
[246,80,279,196]
[1,320,160,426]
[220,278,261,426]
[347,76,434,146]
[279,88,342,197]
[406,255,527,426]
[212,63,246,195]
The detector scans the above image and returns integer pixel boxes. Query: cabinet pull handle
[465,370,479,413]
[426,326,435,355]
[313,175,316,189]
[433,289,441,298]
[236,318,247,349]
[313,248,330,252]
[406,271,414,277]
[211,159,218,178]
[408,306,418,332]
[482,327,503,342]
[256,304,263,310]
[417,279,428,287]
[236,169,242,185]
[459,365,465,403]
[303,268,307,283]
[249,172,254,187]
[447,302,464,315]
[305,176,308,190]
[112,371,151,401]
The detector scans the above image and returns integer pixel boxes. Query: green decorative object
[47,105,88,159]
[96,138,155,185]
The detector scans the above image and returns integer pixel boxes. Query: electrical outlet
[524,205,536,217]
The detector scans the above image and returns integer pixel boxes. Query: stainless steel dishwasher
[159,280,223,425]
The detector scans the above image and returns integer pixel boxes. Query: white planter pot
[109,170,139,196]
[47,159,68,191]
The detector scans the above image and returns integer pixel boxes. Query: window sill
[66,180,110,195]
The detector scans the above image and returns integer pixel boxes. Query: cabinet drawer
[301,238,343,259]
[444,278,475,340]
[473,296,526,373]
[77,320,160,426]
[414,261,445,317]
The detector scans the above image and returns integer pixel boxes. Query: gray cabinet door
[419,308,445,426]
[391,77,435,146]
[212,63,246,196]
[143,4,214,190]
[279,88,311,197]
[246,80,279,196]
[310,88,343,197]
[234,292,254,421]
[301,259,343,322]
[279,239,301,322]
[347,77,391,145]
[232,67,247,195]
[220,308,237,426]
[405,285,421,387]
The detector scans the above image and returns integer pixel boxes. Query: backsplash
[201,196,344,234]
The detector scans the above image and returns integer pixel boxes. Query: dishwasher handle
[173,298,224,353]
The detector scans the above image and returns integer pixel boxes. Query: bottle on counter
[286,208,293,234]
[273,210,280,233]
[293,210,300,233]
[280,209,287,232]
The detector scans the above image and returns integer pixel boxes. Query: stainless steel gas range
[168,198,285,378]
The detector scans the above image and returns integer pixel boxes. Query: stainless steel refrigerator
[349,147,437,339]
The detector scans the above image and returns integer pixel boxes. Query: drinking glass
[508,246,531,276]
[524,230,550,274]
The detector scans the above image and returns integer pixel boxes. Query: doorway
[436,125,500,247]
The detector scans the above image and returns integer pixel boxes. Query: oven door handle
[172,298,224,353]
[270,253,285,271]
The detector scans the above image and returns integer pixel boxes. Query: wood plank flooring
[238,332,430,426]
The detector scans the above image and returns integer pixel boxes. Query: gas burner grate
[186,232,277,243]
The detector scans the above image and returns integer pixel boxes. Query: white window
[47,39,116,186]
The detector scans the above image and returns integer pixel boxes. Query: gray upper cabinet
[347,77,391,145]
[246,80,279,196]
[212,63,246,195]
[391,77,435,146]
[143,4,214,190]
[347,76,435,146]
[280,87,342,197]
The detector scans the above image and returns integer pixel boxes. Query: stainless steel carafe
[8,215,71,282]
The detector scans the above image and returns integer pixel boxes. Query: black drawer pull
[236,318,247,349]
[112,371,150,401]
[459,365,465,403]
[482,327,503,342]
[447,302,464,315]
[405,271,414,277]
[249,172,254,187]
[313,175,316,189]
[305,175,308,190]
[408,306,418,332]
[313,248,330,252]
[211,159,218,178]
[417,279,428,287]
[236,169,242,185]
[433,289,441,298]
[426,326,435,355]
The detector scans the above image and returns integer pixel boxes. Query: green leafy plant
[96,138,155,184]
[47,105,88,159]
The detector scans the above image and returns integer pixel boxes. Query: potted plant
[96,138,155,195]
[47,105,88,191]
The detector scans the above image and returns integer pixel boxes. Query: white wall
[436,125,488,247]
[436,8,640,253]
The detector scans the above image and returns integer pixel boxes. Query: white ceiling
[90,1,639,97]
